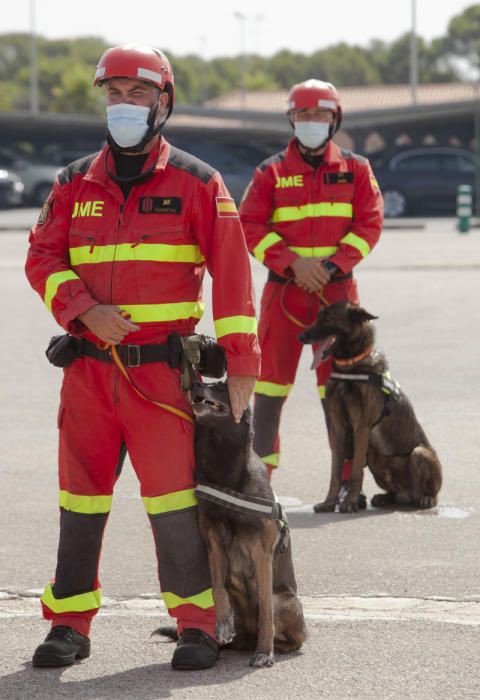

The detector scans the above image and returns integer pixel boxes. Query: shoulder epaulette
[168,146,216,184]
[340,148,367,164]
[258,150,286,172]
[57,152,99,187]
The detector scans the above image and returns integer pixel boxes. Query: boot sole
[32,648,90,668]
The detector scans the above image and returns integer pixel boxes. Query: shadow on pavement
[286,506,395,529]
[1,651,300,700]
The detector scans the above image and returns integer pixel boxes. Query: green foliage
[0,5,478,114]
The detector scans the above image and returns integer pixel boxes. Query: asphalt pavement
[1,210,479,698]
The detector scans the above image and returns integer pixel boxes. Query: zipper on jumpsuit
[111,203,124,406]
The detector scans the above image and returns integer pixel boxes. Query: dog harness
[195,483,290,553]
[329,370,401,426]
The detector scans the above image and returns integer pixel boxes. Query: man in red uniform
[26,45,260,670]
[239,79,383,506]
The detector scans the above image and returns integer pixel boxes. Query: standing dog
[191,380,306,667]
[299,301,442,513]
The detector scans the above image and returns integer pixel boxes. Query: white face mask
[294,121,330,150]
[106,103,151,148]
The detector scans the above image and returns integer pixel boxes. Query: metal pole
[234,11,247,110]
[410,0,418,105]
[475,83,480,219]
[199,35,207,104]
[30,0,39,114]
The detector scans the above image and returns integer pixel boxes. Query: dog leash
[280,278,329,329]
[97,341,194,425]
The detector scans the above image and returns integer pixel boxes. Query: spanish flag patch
[216,196,239,218]
[370,175,380,190]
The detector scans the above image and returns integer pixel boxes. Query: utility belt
[45,333,226,384]
[268,269,353,285]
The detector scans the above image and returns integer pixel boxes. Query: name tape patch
[139,197,182,214]
[324,172,354,185]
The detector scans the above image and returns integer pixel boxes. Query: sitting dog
[191,380,306,667]
[299,301,442,513]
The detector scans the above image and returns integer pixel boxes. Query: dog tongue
[311,336,336,369]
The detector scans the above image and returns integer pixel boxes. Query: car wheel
[32,182,54,207]
[383,189,407,218]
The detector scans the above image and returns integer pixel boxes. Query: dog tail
[150,625,178,640]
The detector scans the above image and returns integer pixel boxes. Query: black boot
[32,625,90,668]
[171,628,219,670]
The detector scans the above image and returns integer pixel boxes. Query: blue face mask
[106,103,150,148]
[294,121,330,150]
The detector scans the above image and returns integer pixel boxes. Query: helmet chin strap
[107,98,167,155]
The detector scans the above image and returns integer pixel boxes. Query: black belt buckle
[126,345,141,367]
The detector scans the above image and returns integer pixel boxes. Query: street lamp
[234,11,247,108]
[29,0,39,114]
[410,0,418,105]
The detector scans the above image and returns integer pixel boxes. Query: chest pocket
[133,223,194,246]
[324,184,355,204]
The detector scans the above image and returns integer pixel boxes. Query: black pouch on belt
[198,335,227,378]
[45,334,81,368]
[168,333,227,379]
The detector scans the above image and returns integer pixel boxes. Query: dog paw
[313,500,336,513]
[371,493,395,508]
[339,499,359,513]
[216,615,236,645]
[249,651,274,667]
[418,495,436,509]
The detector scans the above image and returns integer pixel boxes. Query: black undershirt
[300,151,324,169]
[113,151,149,199]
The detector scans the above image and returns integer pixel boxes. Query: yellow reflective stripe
[44,270,80,311]
[59,490,112,514]
[254,381,292,397]
[118,302,205,323]
[341,232,371,258]
[317,385,326,399]
[41,583,102,613]
[214,315,257,338]
[142,488,198,515]
[162,588,214,610]
[261,453,280,468]
[69,243,204,266]
[253,232,283,263]
[271,202,353,223]
[289,246,338,258]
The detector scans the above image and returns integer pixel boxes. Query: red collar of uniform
[85,137,171,188]
[285,138,344,172]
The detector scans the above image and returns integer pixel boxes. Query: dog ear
[350,306,378,323]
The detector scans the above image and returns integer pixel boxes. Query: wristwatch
[322,260,338,275]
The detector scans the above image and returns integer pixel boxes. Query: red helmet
[287,79,340,113]
[94,45,174,115]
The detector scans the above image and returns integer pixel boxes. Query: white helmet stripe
[95,67,106,79]
[137,67,163,83]
[318,99,336,109]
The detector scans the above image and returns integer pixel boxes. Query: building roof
[203,83,480,113]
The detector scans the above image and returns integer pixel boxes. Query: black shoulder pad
[57,152,99,187]
[340,148,367,164]
[168,146,216,184]
[258,150,286,172]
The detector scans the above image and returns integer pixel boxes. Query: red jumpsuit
[239,138,383,473]
[25,139,260,638]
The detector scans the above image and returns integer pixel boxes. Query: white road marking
[1,592,479,626]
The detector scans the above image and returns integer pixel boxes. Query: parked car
[167,130,285,204]
[373,147,478,218]
[0,148,61,206]
[0,168,24,208]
